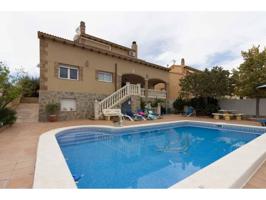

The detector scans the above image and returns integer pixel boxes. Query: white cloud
[1,12,266,76]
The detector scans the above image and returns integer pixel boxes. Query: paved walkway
[0,104,264,188]
[244,162,266,188]
[16,103,39,123]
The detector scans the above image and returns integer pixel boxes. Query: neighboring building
[38,21,199,121]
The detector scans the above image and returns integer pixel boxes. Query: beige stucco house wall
[168,59,201,101]
[38,21,198,121]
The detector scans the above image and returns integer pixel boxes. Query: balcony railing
[141,88,167,99]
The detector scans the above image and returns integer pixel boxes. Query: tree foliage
[19,76,39,97]
[0,62,22,109]
[232,46,266,98]
[180,66,232,98]
[173,96,219,116]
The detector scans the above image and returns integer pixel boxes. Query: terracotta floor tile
[6,174,33,188]
[0,153,22,162]
[14,160,35,170]
[244,162,266,188]
[246,176,266,188]
[11,167,34,179]
[0,161,16,173]
[0,170,13,180]
[0,179,8,188]
[244,183,257,189]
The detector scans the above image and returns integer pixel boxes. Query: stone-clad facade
[39,91,107,121]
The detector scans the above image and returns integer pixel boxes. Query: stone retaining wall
[39,90,107,121]
[130,96,141,113]
[7,95,22,110]
[20,97,39,103]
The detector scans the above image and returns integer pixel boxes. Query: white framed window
[60,99,77,111]
[97,71,113,83]
[58,65,79,80]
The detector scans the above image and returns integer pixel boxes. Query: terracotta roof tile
[38,31,169,72]
[81,33,133,51]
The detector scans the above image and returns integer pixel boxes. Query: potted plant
[45,102,60,122]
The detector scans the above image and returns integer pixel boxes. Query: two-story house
[38,21,199,121]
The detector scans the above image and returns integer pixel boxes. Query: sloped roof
[169,64,201,72]
[81,33,133,51]
[184,65,201,72]
[38,31,169,72]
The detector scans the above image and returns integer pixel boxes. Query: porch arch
[121,73,145,88]
[148,78,167,90]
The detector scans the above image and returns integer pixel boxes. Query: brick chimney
[80,21,86,35]
[131,41,138,57]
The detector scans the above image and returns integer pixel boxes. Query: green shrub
[19,76,39,97]
[173,98,188,113]
[189,97,206,115]
[190,97,220,116]
[45,103,60,115]
[173,96,220,116]
[0,108,17,126]
[140,98,145,110]
[150,99,164,107]
[204,103,219,115]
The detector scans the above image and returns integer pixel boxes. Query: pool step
[57,133,114,147]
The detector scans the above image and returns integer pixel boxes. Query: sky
[1,11,266,77]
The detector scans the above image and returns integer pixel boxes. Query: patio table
[218,110,237,114]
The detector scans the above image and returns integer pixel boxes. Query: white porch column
[137,83,141,95]
[165,82,169,114]
[126,82,130,95]
[165,82,169,99]
[145,78,149,102]
[157,103,161,115]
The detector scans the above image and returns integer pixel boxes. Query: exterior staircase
[94,83,141,119]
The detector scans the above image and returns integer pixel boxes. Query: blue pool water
[56,123,263,188]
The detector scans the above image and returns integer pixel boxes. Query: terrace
[0,103,265,188]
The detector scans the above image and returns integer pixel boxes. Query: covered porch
[120,74,167,99]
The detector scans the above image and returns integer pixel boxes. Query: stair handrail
[94,83,141,119]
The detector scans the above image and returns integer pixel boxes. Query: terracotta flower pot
[47,114,57,122]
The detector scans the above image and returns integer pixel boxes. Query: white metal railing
[141,88,167,99]
[94,83,141,119]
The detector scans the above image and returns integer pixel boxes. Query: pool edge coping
[33,120,266,189]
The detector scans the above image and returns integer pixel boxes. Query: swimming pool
[53,121,265,188]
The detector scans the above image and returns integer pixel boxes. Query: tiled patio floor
[244,162,266,189]
[0,103,265,188]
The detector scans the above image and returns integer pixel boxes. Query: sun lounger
[257,119,266,126]
[124,110,146,121]
[183,106,195,117]
[121,114,134,121]
[146,110,162,120]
